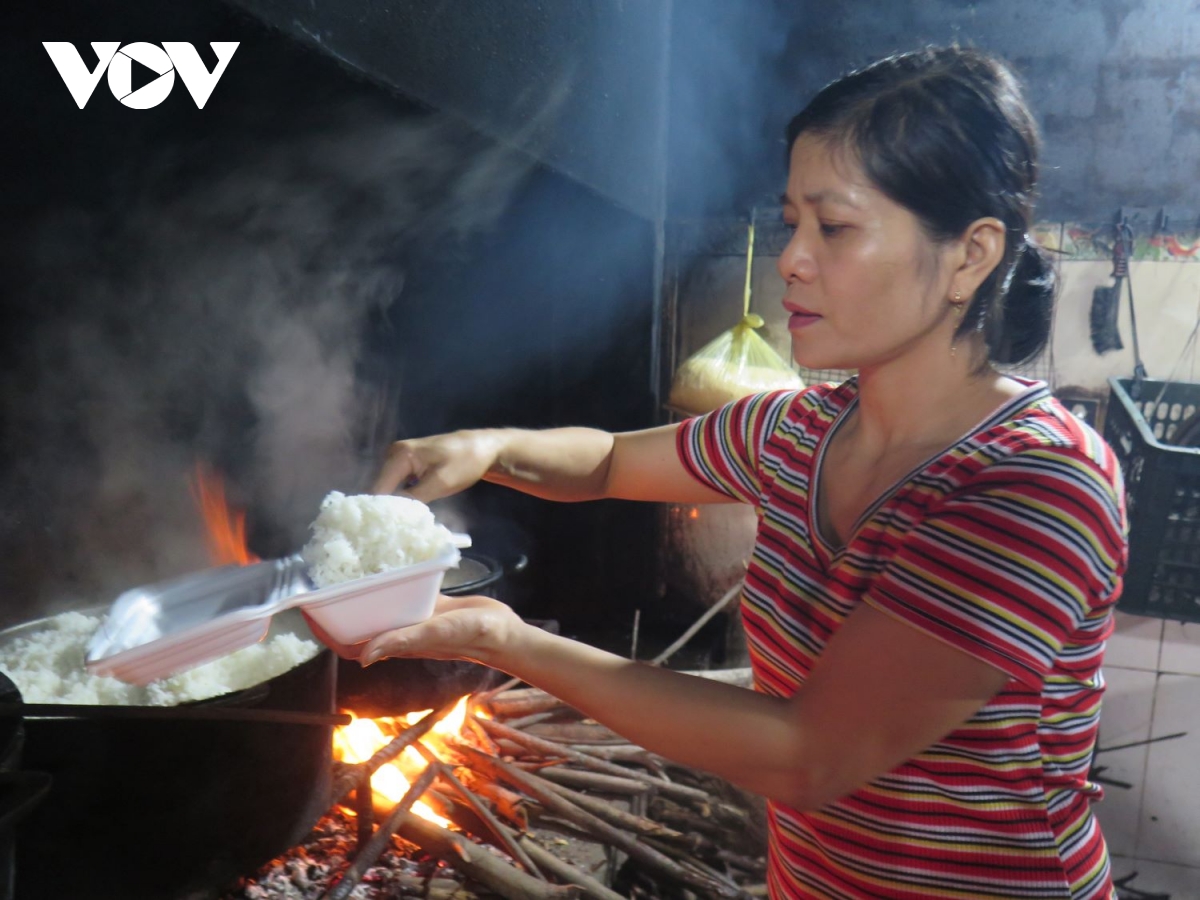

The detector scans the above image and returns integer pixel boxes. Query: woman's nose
[777,231,817,284]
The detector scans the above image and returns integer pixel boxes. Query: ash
[222,809,481,900]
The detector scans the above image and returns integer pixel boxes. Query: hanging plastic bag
[668,220,803,415]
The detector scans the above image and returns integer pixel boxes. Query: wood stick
[527,766,651,796]
[524,722,629,745]
[641,833,757,875]
[525,815,609,846]
[649,582,742,667]
[673,854,748,899]
[563,744,662,767]
[331,699,459,805]
[453,744,742,899]
[486,687,550,704]
[494,738,531,758]
[488,693,568,719]
[504,710,562,731]
[533,780,690,845]
[473,676,523,706]
[411,740,545,879]
[714,847,767,873]
[354,768,374,850]
[517,836,627,900]
[460,769,531,829]
[465,712,503,755]
[647,797,729,843]
[480,717,710,804]
[323,764,440,900]
[396,812,583,900]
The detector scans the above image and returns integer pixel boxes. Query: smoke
[667,0,795,217]
[0,100,532,617]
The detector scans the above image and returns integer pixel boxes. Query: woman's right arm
[372,425,732,505]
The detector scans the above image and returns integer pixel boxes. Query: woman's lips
[788,312,821,329]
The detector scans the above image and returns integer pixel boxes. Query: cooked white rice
[302,491,455,588]
[0,611,320,706]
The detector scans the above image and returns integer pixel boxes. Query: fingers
[300,610,364,661]
[302,595,501,665]
[361,619,447,665]
[360,598,507,665]
[402,476,450,505]
[372,443,420,495]
[372,443,452,503]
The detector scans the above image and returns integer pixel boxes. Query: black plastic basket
[1103,377,1200,622]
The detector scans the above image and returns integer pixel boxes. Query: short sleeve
[863,448,1128,689]
[675,390,799,505]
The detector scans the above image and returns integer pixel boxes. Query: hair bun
[989,241,1056,366]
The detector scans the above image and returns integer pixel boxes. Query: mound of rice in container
[297,491,463,645]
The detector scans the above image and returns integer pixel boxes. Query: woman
[354,48,1128,899]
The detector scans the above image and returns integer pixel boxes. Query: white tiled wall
[1098,613,1200,897]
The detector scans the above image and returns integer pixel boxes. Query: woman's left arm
[360,594,1010,810]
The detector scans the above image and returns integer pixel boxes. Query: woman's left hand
[358,594,524,668]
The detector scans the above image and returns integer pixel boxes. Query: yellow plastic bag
[669,221,803,415]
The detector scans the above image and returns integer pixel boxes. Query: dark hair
[786,46,1055,366]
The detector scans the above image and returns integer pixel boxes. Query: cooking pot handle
[0,771,52,833]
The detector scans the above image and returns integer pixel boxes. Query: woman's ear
[955,217,1007,298]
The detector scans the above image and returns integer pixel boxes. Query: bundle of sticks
[230,669,766,900]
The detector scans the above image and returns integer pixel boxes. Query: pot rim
[0,606,330,711]
[442,550,504,596]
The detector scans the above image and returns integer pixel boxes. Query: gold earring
[950,290,963,358]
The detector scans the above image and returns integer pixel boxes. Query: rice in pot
[0,611,320,706]
[302,491,455,588]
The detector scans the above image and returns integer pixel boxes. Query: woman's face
[778,135,956,372]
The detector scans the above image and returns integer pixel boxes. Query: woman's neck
[850,340,1025,457]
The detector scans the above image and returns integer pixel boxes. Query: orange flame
[190,462,259,566]
[332,696,471,826]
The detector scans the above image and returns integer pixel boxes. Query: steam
[0,100,531,618]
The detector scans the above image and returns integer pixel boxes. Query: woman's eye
[820,223,846,237]
[781,220,798,235]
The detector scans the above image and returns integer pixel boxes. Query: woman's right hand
[371,430,502,502]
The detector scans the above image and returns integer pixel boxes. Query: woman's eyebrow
[779,190,862,209]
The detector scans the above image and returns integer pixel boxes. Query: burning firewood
[224,678,766,900]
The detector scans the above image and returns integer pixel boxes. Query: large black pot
[1,608,335,900]
[0,674,50,900]
[335,550,524,716]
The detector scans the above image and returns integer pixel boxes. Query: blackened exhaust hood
[226,0,672,222]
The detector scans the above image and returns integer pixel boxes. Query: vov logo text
[43,42,240,110]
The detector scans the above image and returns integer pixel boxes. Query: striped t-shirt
[676,377,1127,900]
